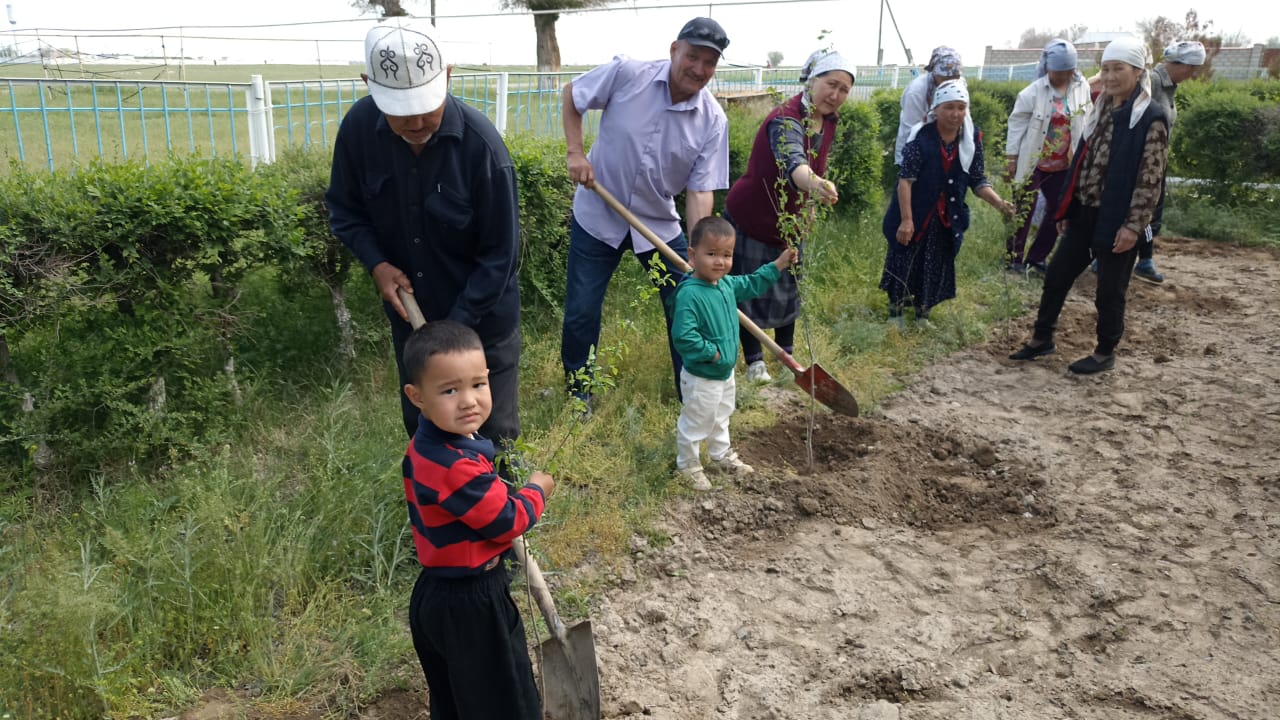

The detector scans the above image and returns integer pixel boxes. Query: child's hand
[773,246,799,270]
[529,471,555,498]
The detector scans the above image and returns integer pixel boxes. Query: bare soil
[188,236,1280,719]
[577,236,1280,720]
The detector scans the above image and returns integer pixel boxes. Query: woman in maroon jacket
[723,49,853,383]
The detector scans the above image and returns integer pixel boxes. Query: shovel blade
[538,620,601,720]
[794,363,860,417]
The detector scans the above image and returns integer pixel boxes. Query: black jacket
[327,94,521,340]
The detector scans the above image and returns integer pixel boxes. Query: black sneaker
[1028,261,1048,276]
[1067,354,1115,374]
[1009,342,1056,361]
[1005,261,1028,274]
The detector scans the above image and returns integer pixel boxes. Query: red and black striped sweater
[402,417,545,576]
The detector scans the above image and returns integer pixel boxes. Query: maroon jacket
[724,93,837,247]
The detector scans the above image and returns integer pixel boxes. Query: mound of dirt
[725,414,1054,532]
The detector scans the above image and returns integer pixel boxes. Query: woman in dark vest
[1009,36,1169,375]
[723,49,853,384]
[880,78,1014,327]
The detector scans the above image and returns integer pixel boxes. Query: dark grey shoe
[1067,354,1115,374]
[1009,342,1056,361]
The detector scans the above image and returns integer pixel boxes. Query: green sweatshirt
[671,263,783,381]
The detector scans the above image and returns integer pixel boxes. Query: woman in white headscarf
[724,49,854,383]
[880,78,1014,326]
[1010,36,1170,375]
[894,46,963,166]
[1004,39,1093,274]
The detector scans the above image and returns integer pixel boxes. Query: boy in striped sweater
[400,320,555,719]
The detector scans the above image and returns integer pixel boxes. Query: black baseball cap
[676,17,729,54]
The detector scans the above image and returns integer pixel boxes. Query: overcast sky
[6,0,1276,69]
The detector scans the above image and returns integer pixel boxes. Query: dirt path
[579,236,1280,720]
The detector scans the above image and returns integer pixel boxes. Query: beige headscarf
[1081,36,1153,139]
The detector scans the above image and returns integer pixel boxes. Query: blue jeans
[561,213,688,400]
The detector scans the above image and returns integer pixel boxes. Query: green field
[0,63,594,169]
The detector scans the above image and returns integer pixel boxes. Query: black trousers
[389,308,521,445]
[740,323,795,365]
[1032,204,1138,357]
[409,564,541,720]
[1138,177,1167,261]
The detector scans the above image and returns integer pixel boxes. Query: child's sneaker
[712,451,754,476]
[681,466,712,491]
[746,360,772,384]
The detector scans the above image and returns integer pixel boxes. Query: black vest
[882,122,980,254]
[1058,86,1168,251]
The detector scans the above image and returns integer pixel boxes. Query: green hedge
[1168,80,1280,190]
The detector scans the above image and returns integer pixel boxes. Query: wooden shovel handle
[589,183,804,376]
[511,536,568,644]
[397,288,427,329]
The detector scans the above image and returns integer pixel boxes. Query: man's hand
[1113,227,1138,254]
[1004,156,1018,183]
[567,150,595,187]
[372,262,413,321]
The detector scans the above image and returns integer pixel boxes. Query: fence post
[1007,66,1013,81]
[753,67,763,90]
[263,81,277,161]
[247,74,272,166]
[495,71,509,136]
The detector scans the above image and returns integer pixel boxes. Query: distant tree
[1017,25,1087,49]
[767,50,783,68]
[352,0,437,24]
[353,0,409,17]
[1267,36,1280,48]
[500,1,622,73]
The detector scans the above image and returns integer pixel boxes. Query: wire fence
[1,63,1047,171]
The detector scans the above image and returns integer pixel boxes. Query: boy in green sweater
[671,216,798,490]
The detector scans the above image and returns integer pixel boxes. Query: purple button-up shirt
[570,56,729,253]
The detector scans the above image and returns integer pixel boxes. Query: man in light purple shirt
[561,17,731,405]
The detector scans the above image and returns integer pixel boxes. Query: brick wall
[982,44,1270,79]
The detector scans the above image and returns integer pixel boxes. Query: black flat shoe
[1009,342,1056,361]
[1067,355,1115,374]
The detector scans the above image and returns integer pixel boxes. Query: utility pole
[6,4,17,59]
[876,0,884,67]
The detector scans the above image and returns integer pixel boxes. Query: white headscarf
[799,49,856,84]
[1164,40,1206,65]
[1082,36,1153,139]
[906,78,976,172]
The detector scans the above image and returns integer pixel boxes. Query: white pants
[676,368,736,471]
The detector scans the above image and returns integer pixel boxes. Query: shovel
[588,183,859,417]
[395,288,601,720]
[511,536,601,720]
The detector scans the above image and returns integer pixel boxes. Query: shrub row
[0,104,884,482]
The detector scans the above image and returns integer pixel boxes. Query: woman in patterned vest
[1009,36,1170,375]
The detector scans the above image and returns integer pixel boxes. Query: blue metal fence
[0,64,1042,170]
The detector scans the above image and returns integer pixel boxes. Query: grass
[0,189,1047,718]
[1162,185,1280,247]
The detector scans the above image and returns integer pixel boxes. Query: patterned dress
[880,127,990,316]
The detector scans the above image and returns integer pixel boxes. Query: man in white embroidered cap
[327,19,524,451]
